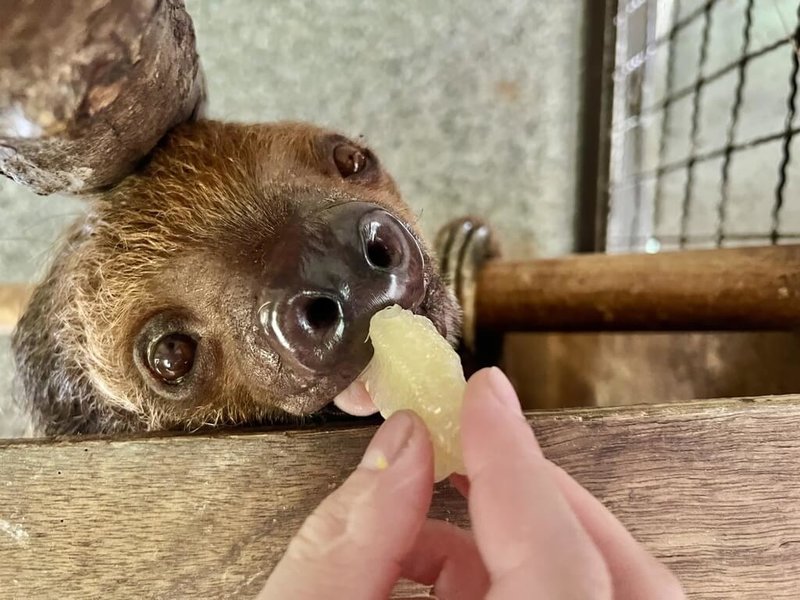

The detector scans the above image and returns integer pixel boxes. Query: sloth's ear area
[0,0,207,197]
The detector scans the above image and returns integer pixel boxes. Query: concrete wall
[0,0,588,437]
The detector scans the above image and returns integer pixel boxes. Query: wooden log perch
[476,245,800,332]
[0,0,206,195]
[1,397,799,598]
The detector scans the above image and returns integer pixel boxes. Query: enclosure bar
[652,0,718,48]
[474,245,800,332]
[2,396,800,599]
[679,2,714,248]
[771,4,800,244]
[643,34,790,115]
[613,0,721,80]
[628,0,652,248]
[651,0,682,241]
[612,0,647,25]
[717,0,755,246]
[575,0,617,252]
[632,125,800,181]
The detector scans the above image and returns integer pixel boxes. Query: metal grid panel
[607,0,800,253]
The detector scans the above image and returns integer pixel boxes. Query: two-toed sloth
[11,121,462,435]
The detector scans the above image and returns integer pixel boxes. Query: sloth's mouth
[328,291,447,418]
[283,276,451,419]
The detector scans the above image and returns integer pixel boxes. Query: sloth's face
[67,120,460,427]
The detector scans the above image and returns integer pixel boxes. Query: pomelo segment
[359,305,466,482]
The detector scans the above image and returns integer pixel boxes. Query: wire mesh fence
[606,0,800,253]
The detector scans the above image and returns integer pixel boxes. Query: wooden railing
[477,245,800,332]
[1,397,799,598]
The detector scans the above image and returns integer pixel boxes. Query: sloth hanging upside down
[12,121,463,434]
[2,1,487,436]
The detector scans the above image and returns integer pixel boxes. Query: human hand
[257,368,685,599]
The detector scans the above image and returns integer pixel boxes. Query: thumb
[257,411,434,600]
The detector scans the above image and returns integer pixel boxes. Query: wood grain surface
[1,397,799,599]
[477,245,800,331]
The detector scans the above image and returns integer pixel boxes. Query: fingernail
[486,367,523,415]
[359,411,414,471]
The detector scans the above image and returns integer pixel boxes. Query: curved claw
[434,216,499,356]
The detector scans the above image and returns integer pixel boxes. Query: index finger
[460,368,611,599]
[258,411,434,600]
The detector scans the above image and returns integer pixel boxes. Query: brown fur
[12,120,460,435]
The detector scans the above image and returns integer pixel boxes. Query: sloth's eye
[148,333,196,383]
[333,143,369,178]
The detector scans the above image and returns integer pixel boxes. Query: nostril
[361,211,412,271]
[303,296,342,333]
[258,203,427,376]
[366,239,395,269]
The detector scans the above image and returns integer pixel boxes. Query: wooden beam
[1,397,799,598]
[574,0,616,253]
[477,245,800,332]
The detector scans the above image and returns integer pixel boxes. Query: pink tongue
[333,380,379,417]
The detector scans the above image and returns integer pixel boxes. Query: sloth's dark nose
[258,201,425,379]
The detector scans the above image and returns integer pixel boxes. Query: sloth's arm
[0,0,206,195]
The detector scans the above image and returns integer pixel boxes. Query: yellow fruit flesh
[359,305,466,482]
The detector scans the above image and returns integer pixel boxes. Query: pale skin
[257,368,686,599]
